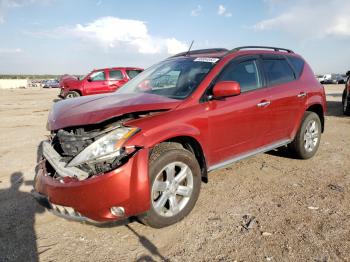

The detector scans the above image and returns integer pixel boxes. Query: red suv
[59,67,143,98]
[34,46,326,228]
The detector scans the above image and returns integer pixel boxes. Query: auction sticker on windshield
[194,57,219,63]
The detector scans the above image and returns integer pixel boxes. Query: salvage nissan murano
[34,46,326,228]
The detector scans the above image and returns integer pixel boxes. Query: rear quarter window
[287,56,305,79]
[126,70,143,79]
[262,59,295,85]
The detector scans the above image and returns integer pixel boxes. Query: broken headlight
[66,126,139,167]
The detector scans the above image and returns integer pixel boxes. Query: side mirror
[87,77,92,82]
[346,71,350,77]
[212,81,241,98]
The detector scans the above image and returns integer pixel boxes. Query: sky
[0,0,349,75]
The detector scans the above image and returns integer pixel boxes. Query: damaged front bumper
[31,190,101,224]
[58,88,67,98]
[34,142,151,222]
[42,141,89,180]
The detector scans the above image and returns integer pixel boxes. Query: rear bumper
[34,146,151,222]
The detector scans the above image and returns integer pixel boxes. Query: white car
[318,74,345,84]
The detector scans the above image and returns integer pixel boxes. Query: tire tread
[139,142,201,228]
[289,111,321,159]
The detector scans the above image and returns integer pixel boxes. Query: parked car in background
[318,74,345,84]
[59,67,143,98]
[28,80,39,87]
[43,79,60,88]
[342,71,350,115]
[341,74,347,83]
[34,46,326,228]
[315,75,324,83]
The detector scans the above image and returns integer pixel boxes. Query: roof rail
[171,48,229,58]
[229,46,294,54]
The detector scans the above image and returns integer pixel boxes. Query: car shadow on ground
[0,172,45,261]
[326,100,347,117]
[96,219,169,261]
[266,146,298,159]
[126,224,169,261]
[326,93,343,98]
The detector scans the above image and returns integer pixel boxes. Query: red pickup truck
[59,67,143,98]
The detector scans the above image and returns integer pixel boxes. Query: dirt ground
[0,85,349,262]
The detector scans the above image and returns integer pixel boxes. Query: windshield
[79,73,90,81]
[116,57,218,100]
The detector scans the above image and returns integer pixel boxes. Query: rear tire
[139,143,201,228]
[289,111,321,159]
[65,91,80,99]
[342,89,350,115]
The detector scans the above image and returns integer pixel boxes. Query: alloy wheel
[151,161,193,217]
[66,93,75,99]
[303,120,319,152]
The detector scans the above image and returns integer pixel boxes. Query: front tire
[139,143,201,228]
[65,91,80,99]
[289,111,321,159]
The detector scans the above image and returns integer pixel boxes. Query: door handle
[297,92,307,98]
[257,101,271,107]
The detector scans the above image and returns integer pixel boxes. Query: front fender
[126,122,209,164]
[144,124,202,147]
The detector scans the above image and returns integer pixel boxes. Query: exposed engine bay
[45,111,156,179]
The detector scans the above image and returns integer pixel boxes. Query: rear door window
[262,59,295,85]
[217,59,262,92]
[109,70,123,80]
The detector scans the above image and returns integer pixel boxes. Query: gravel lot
[0,85,349,261]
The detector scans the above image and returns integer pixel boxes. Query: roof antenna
[185,40,194,56]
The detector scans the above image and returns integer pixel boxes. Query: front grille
[52,129,97,159]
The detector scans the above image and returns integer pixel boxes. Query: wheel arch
[70,89,82,95]
[158,136,209,183]
[306,103,324,132]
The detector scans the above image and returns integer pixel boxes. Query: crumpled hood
[47,93,181,130]
[59,75,81,88]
